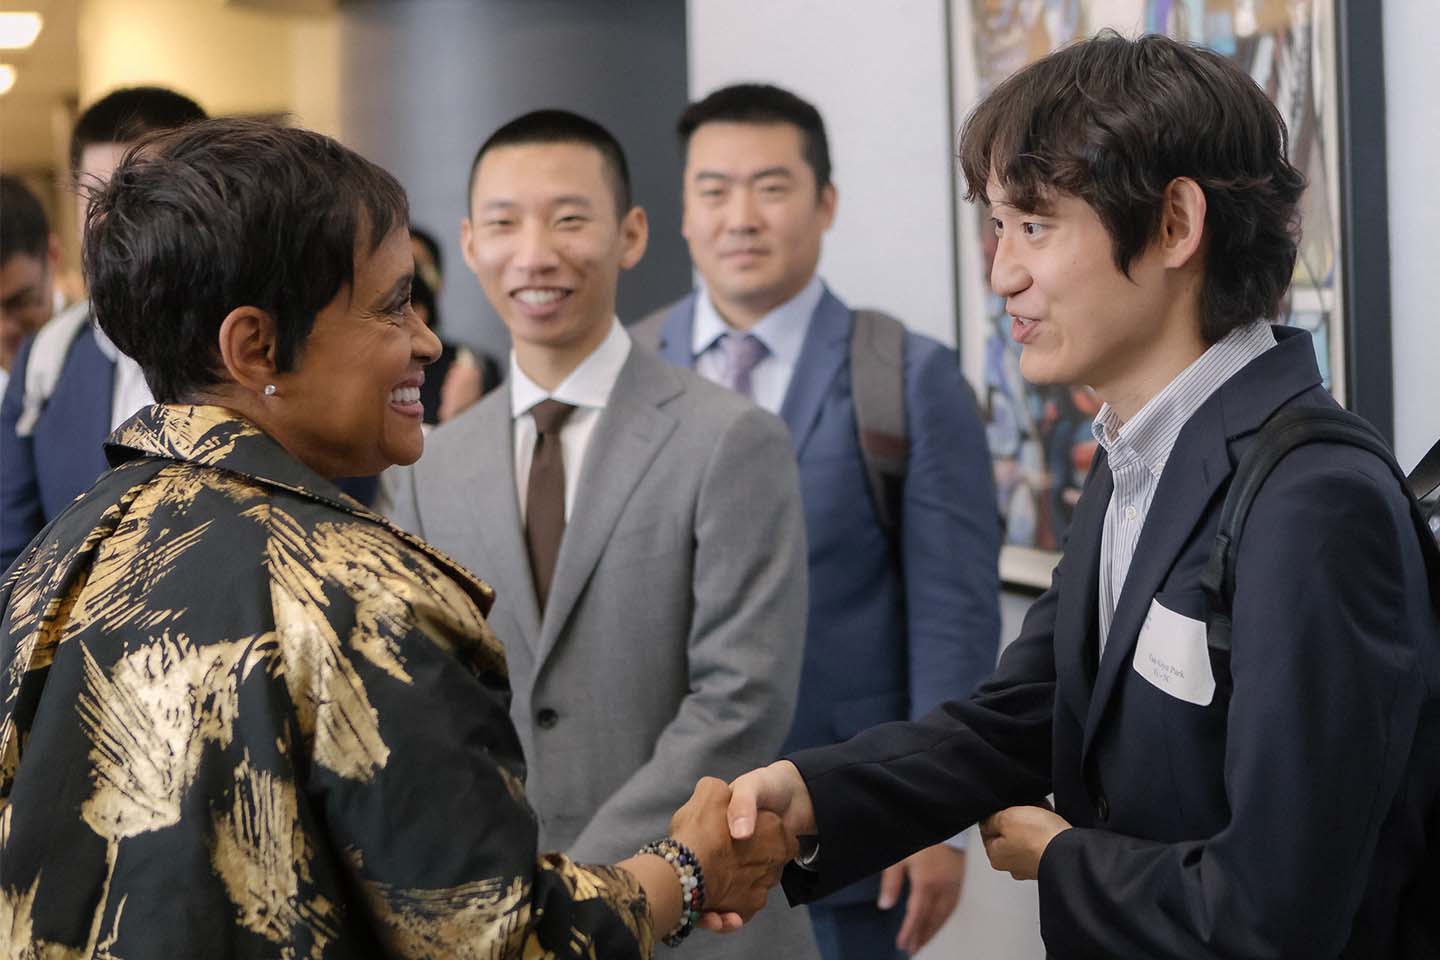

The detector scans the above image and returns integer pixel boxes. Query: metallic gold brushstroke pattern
[1,406,650,959]
[537,858,651,956]
[0,872,84,960]
[252,503,390,782]
[309,521,502,681]
[211,755,338,958]
[0,716,16,802]
[362,875,531,960]
[77,631,268,840]
[59,474,208,647]
[5,489,137,688]
[110,404,255,466]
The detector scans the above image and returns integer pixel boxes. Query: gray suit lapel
[430,386,543,649]
[535,347,682,668]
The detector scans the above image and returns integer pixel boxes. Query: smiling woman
[0,117,792,958]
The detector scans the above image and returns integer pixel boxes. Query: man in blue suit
[637,84,1001,959]
[1,87,205,570]
[728,34,1440,958]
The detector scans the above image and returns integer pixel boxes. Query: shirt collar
[510,316,631,419]
[692,274,824,368]
[1092,321,1278,477]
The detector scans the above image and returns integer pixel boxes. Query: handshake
[660,761,817,932]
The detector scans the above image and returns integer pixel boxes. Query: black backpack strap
[1410,438,1440,545]
[1201,405,1440,658]
[849,309,909,537]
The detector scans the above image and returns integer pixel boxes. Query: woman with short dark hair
[0,118,788,959]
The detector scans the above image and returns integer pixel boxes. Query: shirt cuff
[794,836,822,872]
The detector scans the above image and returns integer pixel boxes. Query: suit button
[1096,795,1110,821]
[536,708,559,729]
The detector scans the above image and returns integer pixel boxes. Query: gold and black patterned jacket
[0,404,650,959]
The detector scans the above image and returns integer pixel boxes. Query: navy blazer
[652,288,1002,905]
[1,326,114,571]
[784,326,1440,957]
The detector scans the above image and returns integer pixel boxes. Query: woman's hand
[669,777,797,927]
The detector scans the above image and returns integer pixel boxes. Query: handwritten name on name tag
[1131,597,1216,706]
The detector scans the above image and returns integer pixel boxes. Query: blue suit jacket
[653,288,1002,904]
[1,326,114,571]
[784,326,1440,957]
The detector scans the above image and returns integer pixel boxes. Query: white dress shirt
[92,323,156,434]
[1092,321,1277,653]
[692,275,824,413]
[510,318,631,522]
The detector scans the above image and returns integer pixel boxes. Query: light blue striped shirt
[691,276,824,414]
[1094,321,1278,653]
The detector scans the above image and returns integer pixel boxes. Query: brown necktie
[525,398,577,611]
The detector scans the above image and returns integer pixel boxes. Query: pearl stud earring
[263,384,277,397]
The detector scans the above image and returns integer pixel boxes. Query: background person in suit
[381,110,819,959]
[727,33,1440,958]
[0,86,205,569]
[0,176,61,397]
[408,225,501,425]
[636,83,1001,959]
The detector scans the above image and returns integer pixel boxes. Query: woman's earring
[263,384,277,397]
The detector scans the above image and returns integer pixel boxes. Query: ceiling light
[0,13,42,50]
[0,65,15,97]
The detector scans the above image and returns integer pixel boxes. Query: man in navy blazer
[727,34,1440,958]
[0,87,205,570]
[637,84,1001,958]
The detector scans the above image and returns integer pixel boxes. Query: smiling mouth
[513,288,571,306]
[389,385,421,404]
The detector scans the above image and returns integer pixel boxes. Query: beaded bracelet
[638,837,707,947]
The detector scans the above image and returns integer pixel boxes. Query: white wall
[687,0,959,347]
[1384,6,1440,472]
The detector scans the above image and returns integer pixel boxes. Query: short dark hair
[69,86,207,176]
[84,118,408,403]
[958,32,1304,343]
[677,84,832,192]
[467,109,632,216]
[0,175,50,267]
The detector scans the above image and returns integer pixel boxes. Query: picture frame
[946,0,1391,591]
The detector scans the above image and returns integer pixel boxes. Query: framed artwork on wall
[947,0,1390,590]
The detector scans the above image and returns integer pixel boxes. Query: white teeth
[390,386,421,404]
[515,288,566,306]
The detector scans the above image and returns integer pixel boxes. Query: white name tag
[1131,598,1216,706]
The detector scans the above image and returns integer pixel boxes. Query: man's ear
[45,233,61,272]
[618,205,649,271]
[1160,177,1206,270]
[459,217,480,277]
[216,306,280,396]
[817,182,838,231]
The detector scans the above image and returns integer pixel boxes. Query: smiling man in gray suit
[381,110,817,958]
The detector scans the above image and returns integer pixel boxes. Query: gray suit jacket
[382,341,818,958]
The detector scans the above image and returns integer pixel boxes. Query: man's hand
[726,760,816,842]
[876,843,966,953]
[978,805,1071,881]
[669,777,797,930]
